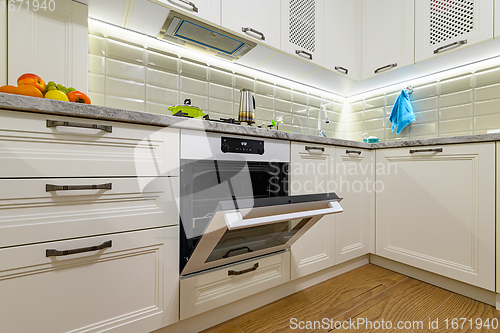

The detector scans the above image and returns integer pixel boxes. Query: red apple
[17,73,46,94]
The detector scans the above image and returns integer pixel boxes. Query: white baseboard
[370,254,496,306]
[152,255,369,333]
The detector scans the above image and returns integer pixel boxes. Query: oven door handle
[224,200,343,230]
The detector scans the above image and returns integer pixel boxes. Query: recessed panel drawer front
[0,227,179,333]
[0,177,179,248]
[0,110,179,177]
[180,251,290,320]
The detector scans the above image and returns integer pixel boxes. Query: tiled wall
[87,20,345,138]
[344,65,500,142]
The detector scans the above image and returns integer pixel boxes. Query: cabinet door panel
[495,0,500,38]
[8,0,88,94]
[221,0,280,49]
[415,0,494,62]
[0,227,179,333]
[376,144,495,291]
[154,0,221,25]
[281,0,324,67]
[324,0,361,81]
[335,148,374,264]
[290,143,335,279]
[361,0,414,80]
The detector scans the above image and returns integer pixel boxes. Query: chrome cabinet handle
[177,0,198,12]
[409,148,443,154]
[374,63,397,74]
[46,183,112,192]
[305,146,325,152]
[46,240,112,257]
[47,120,112,133]
[296,50,313,60]
[228,263,258,276]
[242,27,265,41]
[335,66,349,75]
[434,40,467,54]
[346,150,361,155]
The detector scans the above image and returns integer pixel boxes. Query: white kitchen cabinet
[88,0,127,27]
[153,0,221,26]
[415,0,494,62]
[495,0,500,38]
[323,0,361,81]
[221,0,280,50]
[376,143,495,291]
[0,9,6,86]
[180,251,290,320]
[361,0,414,80]
[290,142,335,280]
[0,227,179,333]
[281,0,324,67]
[8,0,88,94]
[0,110,179,178]
[334,148,374,264]
[497,143,500,293]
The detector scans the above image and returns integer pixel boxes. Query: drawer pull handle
[374,63,397,74]
[242,27,265,40]
[46,240,112,257]
[434,39,467,54]
[305,146,325,152]
[409,148,443,154]
[346,150,361,155]
[47,120,112,133]
[176,0,198,12]
[46,183,112,192]
[228,263,259,276]
[335,66,349,75]
[222,246,253,258]
[295,50,313,60]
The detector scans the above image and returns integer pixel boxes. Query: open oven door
[180,193,343,276]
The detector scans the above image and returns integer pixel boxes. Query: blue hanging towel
[389,90,415,135]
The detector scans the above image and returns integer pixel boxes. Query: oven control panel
[221,137,264,155]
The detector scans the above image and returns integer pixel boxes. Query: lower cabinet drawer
[0,177,179,248]
[180,251,290,320]
[0,227,179,333]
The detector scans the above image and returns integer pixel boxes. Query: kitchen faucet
[318,105,329,137]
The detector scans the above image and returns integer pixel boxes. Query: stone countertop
[1,93,500,149]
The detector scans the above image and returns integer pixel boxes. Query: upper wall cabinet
[88,0,127,26]
[281,0,324,67]
[415,0,494,62]
[323,0,361,81]
[361,0,414,80]
[153,0,221,26]
[221,0,281,50]
[495,0,500,38]
[8,0,88,94]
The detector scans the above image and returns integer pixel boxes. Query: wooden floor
[202,264,500,333]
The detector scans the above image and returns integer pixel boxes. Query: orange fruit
[0,85,16,94]
[14,85,44,98]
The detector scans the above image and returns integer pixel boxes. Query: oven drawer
[0,110,179,177]
[0,177,179,248]
[180,251,290,320]
[0,227,179,333]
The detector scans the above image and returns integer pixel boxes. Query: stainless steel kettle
[238,89,255,124]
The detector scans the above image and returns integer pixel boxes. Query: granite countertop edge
[1,93,500,149]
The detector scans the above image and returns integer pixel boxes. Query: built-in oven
[179,130,343,276]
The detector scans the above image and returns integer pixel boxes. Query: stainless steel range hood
[158,11,256,61]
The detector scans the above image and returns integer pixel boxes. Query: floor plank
[354,264,407,287]
[332,277,453,333]
[413,293,500,333]
[234,271,386,333]
[201,321,243,333]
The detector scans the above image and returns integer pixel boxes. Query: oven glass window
[205,217,311,263]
